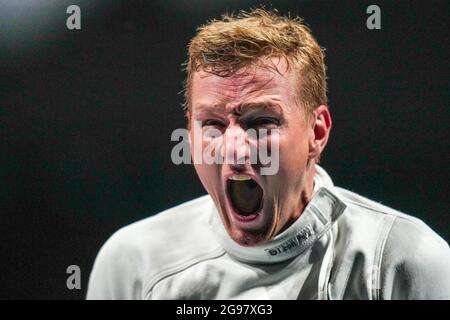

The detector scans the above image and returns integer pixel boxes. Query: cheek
[193,163,223,201]
[194,163,215,183]
[190,129,224,164]
[278,130,309,170]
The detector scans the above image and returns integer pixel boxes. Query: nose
[220,125,250,166]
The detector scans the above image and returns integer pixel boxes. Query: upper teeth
[229,175,252,181]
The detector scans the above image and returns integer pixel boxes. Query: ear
[308,105,332,160]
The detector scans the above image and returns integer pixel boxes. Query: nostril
[229,163,247,172]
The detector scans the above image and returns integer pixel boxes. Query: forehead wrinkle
[192,59,298,118]
[199,65,281,101]
[222,71,277,98]
[195,76,279,112]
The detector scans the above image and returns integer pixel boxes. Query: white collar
[209,165,346,264]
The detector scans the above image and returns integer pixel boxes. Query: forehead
[191,59,298,111]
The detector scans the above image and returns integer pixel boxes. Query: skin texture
[189,58,332,246]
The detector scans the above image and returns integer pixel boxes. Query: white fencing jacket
[87,165,450,299]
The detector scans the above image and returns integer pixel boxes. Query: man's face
[189,59,315,246]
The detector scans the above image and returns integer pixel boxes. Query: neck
[302,160,318,205]
[279,161,317,234]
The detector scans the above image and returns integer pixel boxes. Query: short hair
[183,8,328,121]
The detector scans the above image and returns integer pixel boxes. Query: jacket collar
[210,165,346,264]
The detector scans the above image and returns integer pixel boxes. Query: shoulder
[379,215,450,299]
[334,186,424,222]
[86,195,223,299]
[333,186,439,236]
[333,186,450,299]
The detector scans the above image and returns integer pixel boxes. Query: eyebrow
[194,101,283,116]
[193,103,222,113]
[231,101,283,117]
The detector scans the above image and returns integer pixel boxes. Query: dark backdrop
[0,0,448,299]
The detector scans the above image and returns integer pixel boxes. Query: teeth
[228,175,252,181]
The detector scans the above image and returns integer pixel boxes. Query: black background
[0,0,448,299]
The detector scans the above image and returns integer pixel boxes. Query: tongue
[229,179,263,216]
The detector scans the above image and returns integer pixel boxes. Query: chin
[228,228,270,247]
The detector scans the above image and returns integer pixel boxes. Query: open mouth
[227,175,263,219]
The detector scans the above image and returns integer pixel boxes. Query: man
[87,9,450,299]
